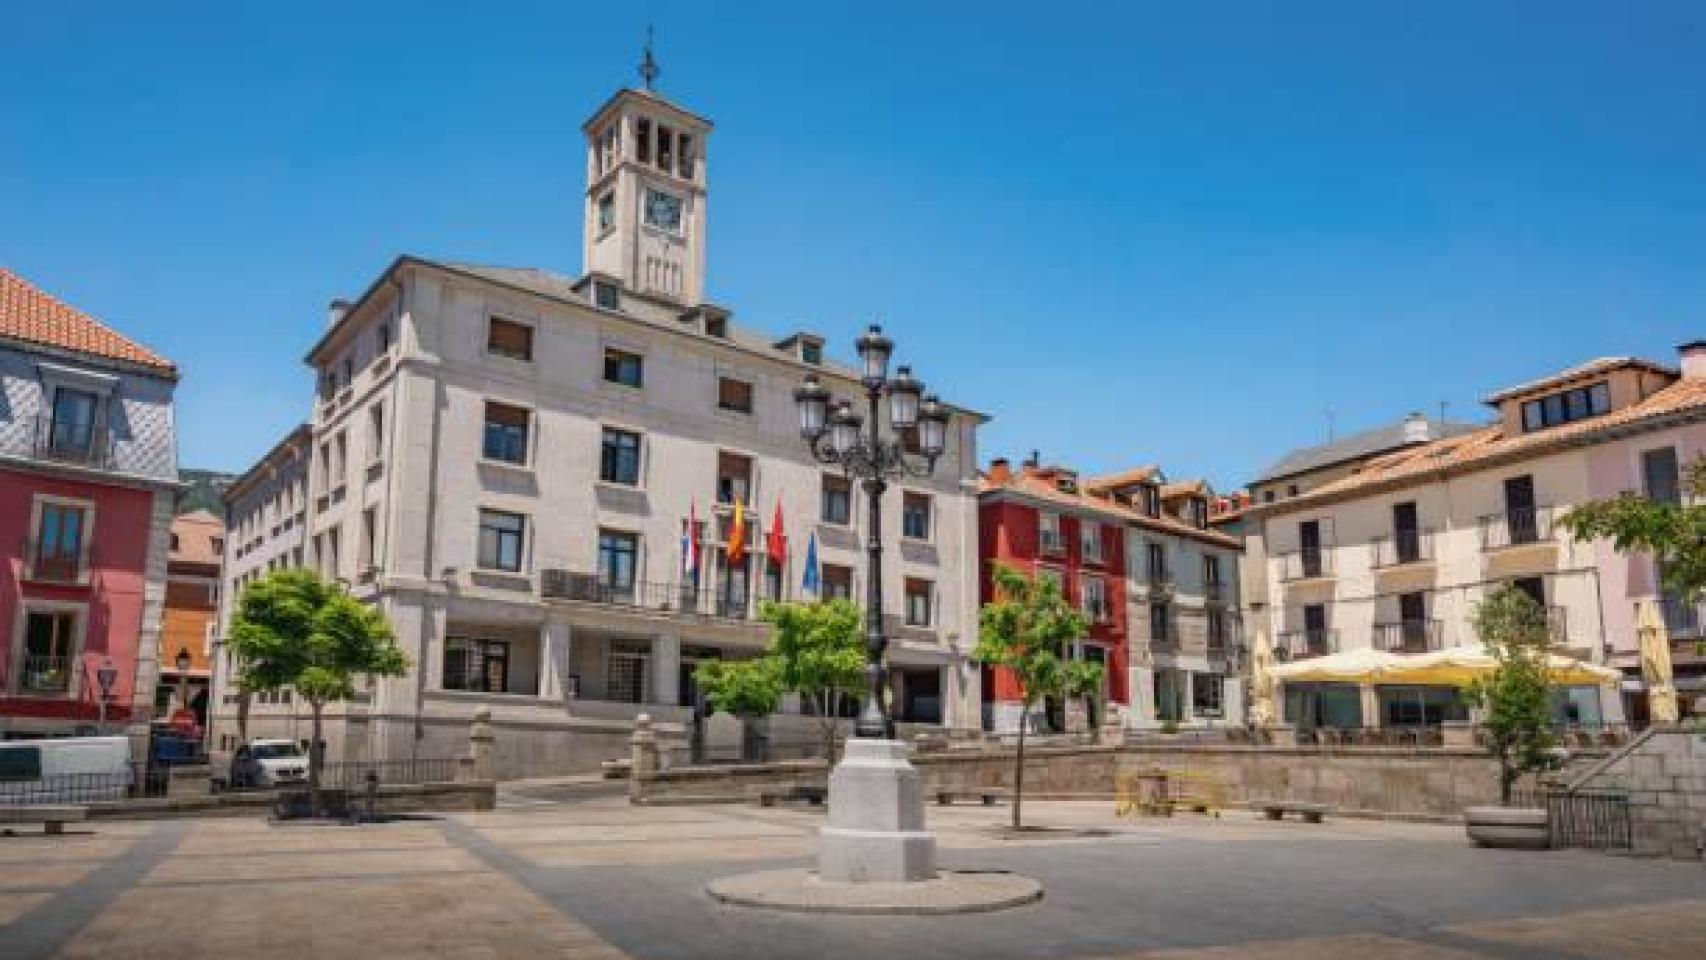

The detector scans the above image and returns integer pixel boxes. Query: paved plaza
[2,795,1704,960]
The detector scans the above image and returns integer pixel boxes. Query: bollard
[630,713,658,805]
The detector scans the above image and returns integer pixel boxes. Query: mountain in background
[177,468,237,517]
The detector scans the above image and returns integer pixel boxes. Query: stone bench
[0,805,88,835]
[1250,800,1332,824]
[756,785,826,808]
[935,789,1011,806]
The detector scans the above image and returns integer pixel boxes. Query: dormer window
[1140,484,1161,518]
[1521,381,1609,432]
[705,316,727,339]
[802,342,822,365]
[593,280,620,311]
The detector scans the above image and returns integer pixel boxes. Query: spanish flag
[726,498,747,565]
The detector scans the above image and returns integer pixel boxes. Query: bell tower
[582,39,712,306]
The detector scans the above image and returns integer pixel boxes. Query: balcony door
[1303,603,1327,654]
[1398,592,1428,651]
[1392,502,1420,563]
[1503,475,1537,544]
[1299,520,1322,577]
[49,388,97,455]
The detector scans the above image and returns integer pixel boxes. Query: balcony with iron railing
[19,655,73,694]
[1141,563,1175,596]
[21,538,89,584]
[29,414,115,470]
[1479,505,1555,551]
[539,571,761,622]
[1661,595,1702,640]
[1370,529,1435,569]
[1204,578,1229,605]
[1276,548,1335,583]
[1277,628,1337,661]
[1373,618,1443,654]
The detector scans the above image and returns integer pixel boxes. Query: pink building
[0,269,179,757]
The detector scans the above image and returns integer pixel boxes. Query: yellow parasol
[1637,598,1679,725]
[1376,644,1620,688]
[1270,646,1402,683]
[1248,623,1277,727]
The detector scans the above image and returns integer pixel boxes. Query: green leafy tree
[1063,658,1107,739]
[974,563,1090,829]
[695,599,865,761]
[1469,586,1559,805]
[226,570,408,807]
[1559,455,1706,612]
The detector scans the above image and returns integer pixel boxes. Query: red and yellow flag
[726,499,746,565]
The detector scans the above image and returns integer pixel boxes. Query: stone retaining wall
[1570,726,1706,860]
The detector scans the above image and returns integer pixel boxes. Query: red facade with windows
[979,469,1130,718]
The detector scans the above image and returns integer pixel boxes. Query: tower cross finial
[638,25,660,90]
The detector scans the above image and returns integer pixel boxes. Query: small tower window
[597,192,615,233]
[705,316,728,339]
[657,125,674,173]
[636,117,651,164]
[677,134,695,179]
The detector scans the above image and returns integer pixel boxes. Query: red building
[979,457,1130,732]
[0,269,179,756]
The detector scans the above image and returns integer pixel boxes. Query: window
[764,557,785,602]
[602,348,642,388]
[716,452,752,505]
[360,508,377,569]
[48,387,97,455]
[1287,484,1299,497]
[1140,484,1161,517]
[802,342,822,365]
[342,353,355,388]
[22,610,77,693]
[1521,381,1610,432]
[636,116,651,163]
[607,640,649,703]
[1082,576,1109,623]
[597,191,615,233]
[902,492,931,540]
[332,433,347,492]
[443,639,510,694]
[718,551,750,616]
[325,526,341,576]
[594,281,620,311]
[1207,608,1228,649]
[1262,489,1276,504]
[1146,542,1167,583]
[657,124,674,172]
[1643,447,1681,504]
[477,510,525,572]
[905,579,933,627]
[1079,520,1101,561]
[821,475,851,525]
[483,402,531,465]
[1149,602,1170,642]
[597,530,639,597]
[487,317,534,362]
[822,564,854,601]
[376,321,391,354]
[1188,498,1208,529]
[600,428,642,486]
[368,404,385,461]
[677,133,695,179]
[705,315,728,339]
[1203,555,1222,591]
[716,376,754,414]
[34,502,86,582]
[1039,512,1064,553]
[1192,673,1224,717]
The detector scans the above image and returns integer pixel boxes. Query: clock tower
[581,73,712,307]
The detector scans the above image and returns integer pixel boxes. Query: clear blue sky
[3,2,1702,490]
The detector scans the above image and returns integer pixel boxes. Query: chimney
[987,458,1011,485]
[327,298,353,328]
[1680,340,1706,379]
[1024,449,1040,468]
[1402,411,1430,444]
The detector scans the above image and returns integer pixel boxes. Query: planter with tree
[226,570,409,819]
[1462,585,1560,849]
[974,563,1091,830]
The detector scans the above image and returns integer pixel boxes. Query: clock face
[643,188,683,233]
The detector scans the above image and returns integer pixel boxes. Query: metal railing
[316,758,461,788]
[1203,579,1227,604]
[1370,529,1434,568]
[0,764,169,805]
[1277,629,1337,660]
[31,414,115,469]
[1144,565,1175,594]
[1373,619,1442,653]
[540,571,761,622]
[1276,548,1334,582]
[1479,505,1555,550]
[19,655,72,694]
[1548,789,1632,850]
[22,538,86,583]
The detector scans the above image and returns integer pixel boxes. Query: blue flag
[802,530,820,596]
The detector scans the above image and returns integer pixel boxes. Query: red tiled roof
[981,468,1240,549]
[0,268,175,374]
[1083,465,1159,492]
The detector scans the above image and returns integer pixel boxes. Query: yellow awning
[1269,644,1619,688]
[1270,647,1401,683]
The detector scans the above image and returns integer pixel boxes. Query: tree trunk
[1012,705,1028,830]
[309,699,325,815]
[236,688,252,744]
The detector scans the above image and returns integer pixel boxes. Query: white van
[0,737,132,804]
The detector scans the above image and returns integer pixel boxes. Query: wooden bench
[1250,800,1332,824]
[935,789,1010,806]
[757,785,826,807]
[0,805,88,836]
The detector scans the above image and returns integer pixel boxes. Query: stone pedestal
[819,739,936,883]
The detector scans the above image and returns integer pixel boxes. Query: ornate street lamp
[795,325,951,739]
[95,659,118,733]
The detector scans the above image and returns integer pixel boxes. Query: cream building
[1244,347,1706,735]
[208,82,985,778]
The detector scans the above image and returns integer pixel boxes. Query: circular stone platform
[705,869,1043,916]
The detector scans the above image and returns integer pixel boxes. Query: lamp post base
[819,738,936,883]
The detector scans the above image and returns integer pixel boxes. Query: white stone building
[208,82,985,778]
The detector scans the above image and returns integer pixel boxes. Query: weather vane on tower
[638,25,660,90]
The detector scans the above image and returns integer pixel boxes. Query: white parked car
[0,736,132,804]
[229,739,309,789]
